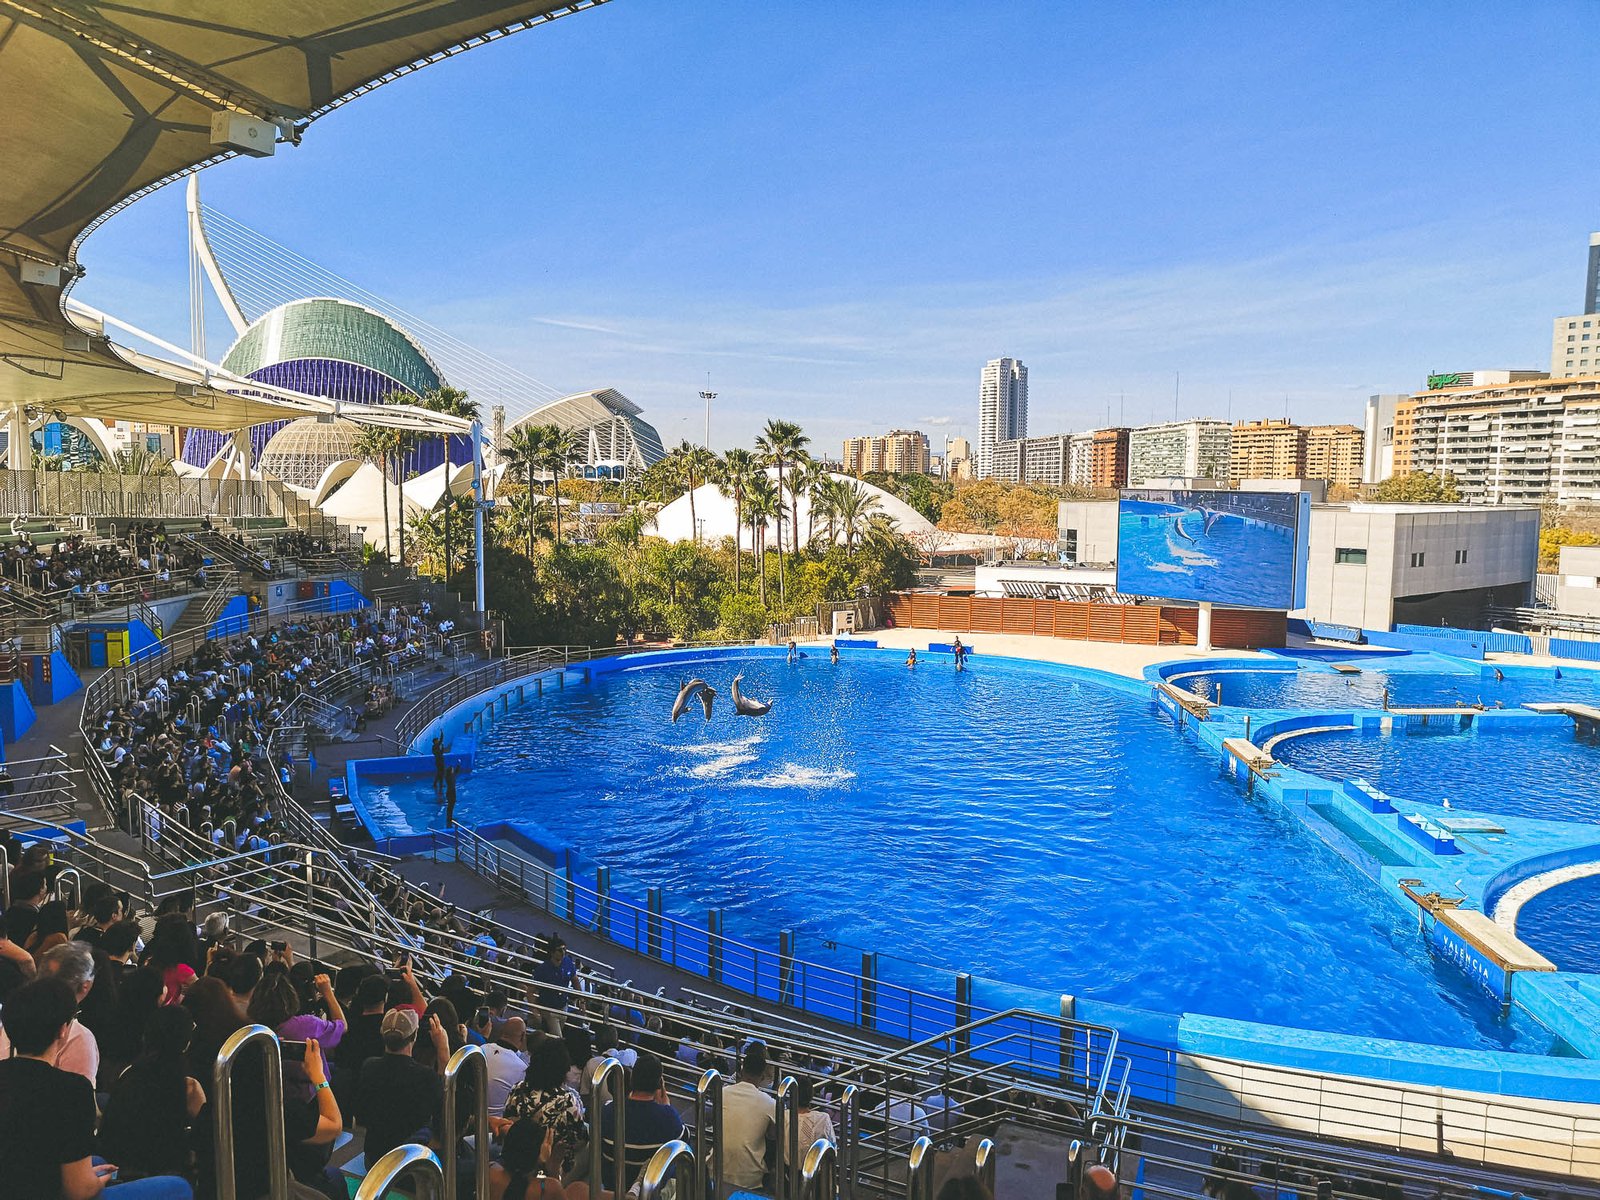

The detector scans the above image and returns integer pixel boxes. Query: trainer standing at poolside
[431,734,447,794]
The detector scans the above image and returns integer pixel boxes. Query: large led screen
[1116,489,1309,610]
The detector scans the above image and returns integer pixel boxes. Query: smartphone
[280,1039,309,1056]
[271,940,288,954]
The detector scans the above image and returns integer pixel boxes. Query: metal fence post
[647,887,663,958]
[779,929,795,1005]
[707,908,723,983]
[596,866,611,940]
[860,951,878,1030]
[955,972,972,1055]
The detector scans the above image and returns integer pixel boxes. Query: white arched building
[646,469,993,552]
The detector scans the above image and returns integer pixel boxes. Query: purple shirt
[278,1013,346,1051]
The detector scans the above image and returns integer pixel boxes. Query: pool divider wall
[347,645,1600,1125]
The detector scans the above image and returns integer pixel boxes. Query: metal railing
[356,1145,445,1200]
[639,1140,699,1200]
[393,644,599,749]
[214,1024,289,1200]
[799,1140,837,1200]
[591,1056,629,1196]
[441,1045,489,1200]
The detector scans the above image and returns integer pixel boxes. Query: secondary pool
[374,651,1558,1052]
[1273,723,1600,827]
[1175,657,1600,711]
[1517,875,1600,975]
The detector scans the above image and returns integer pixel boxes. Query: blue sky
[78,0,1600,454]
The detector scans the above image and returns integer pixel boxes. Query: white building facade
[978,357,1028,478]
[1126,419,1232,485]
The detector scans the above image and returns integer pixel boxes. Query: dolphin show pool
[359,647,1600,1059]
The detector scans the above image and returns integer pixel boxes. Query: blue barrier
[1550,637,1600,663]
[1394,623,1533,655]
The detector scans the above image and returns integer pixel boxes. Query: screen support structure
[472,418,487,622]
[1197,601,1213,653]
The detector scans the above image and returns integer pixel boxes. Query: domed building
[256,416,364,490]
[180,297,466,472]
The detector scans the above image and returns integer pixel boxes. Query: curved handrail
[694,1068,724,1200]
[776,1075,799,1200]
[973,1139,995,1195]
[590,1055,628,1197]
[214,1024,288,1200]
[638,1139,698,1200]
[441,1044,490,1200]
[838,1084,859,1200]
[906,1136,935,1200]
[355,1144,445,1200]
[800,1139,839,1200]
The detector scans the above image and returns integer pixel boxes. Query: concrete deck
[818,628,1267,680]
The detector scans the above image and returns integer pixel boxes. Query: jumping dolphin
[1202,509,1223,535]
[730,674,772,717]
[1172,514,1196,544]
[697,683,717,720]
[671,679,711,723]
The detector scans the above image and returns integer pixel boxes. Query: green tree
[1371,471,1462,503]
[745,471,780,609]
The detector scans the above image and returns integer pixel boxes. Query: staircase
[162,567,240,642]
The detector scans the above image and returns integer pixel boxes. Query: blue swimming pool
[374,651,1558,1052]
[1175,658,1600,711]
[1273,724,1600,827]
[1517,875,1600,976]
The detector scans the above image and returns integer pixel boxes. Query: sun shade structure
[0,0,609,443]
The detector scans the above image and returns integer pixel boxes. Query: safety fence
[885,593,1286,649]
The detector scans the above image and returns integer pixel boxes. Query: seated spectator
[598,1050,687,1195]
[25,898,71,963]
[193,1034,342,1200]
[225,952,262,1014]
[0,940,101,1087]
[97,1006,205,1181]
[413,995,464,1074]
[0,976,192,1199]
[0,911,37,1000]
[491,1118,586,1200]
[332,973,389,1102]
[500,1037,587,1177]
[143,916,199,1005]
[72,892,124,947]
[354,1008,448,1163]
[720,1041,776,1193]
[778,1076,837,1176]
[482,1016,531,1120]
[181,977,245,1099]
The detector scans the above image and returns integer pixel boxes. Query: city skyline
[68,1,1600,452]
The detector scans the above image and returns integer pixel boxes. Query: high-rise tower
[978,357,1028,478]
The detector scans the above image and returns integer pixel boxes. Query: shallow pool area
[381,650,1566,1053]
[1174,655,1600,711]
[1273,722,1600,827]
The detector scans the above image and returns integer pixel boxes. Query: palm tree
[793,457,829,548]
[500,425,547,559]
[745,472,780,609]
[397,387,479,586]
[353,425,400,560]
[832,479,883,556]
[541,427,582,546]
[756,420,808,602]
[718,447,759,591]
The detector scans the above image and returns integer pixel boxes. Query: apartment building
[1089,427,1130,488]
[1304,425,1364,491]
[1230,419,1304,481]
[842,429,931,475]
[1393,375,1600,506]
[1126,419,1231,485]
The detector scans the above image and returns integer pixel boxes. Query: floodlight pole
[699,390,716,448]
[471,418,486,621]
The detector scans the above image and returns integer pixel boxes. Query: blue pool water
[1175,660,1600,711]
[1516,876,1600,975]
[379,652,1558,1052]
[1273,724,1600,826]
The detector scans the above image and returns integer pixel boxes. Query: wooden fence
[884,593,1285,649]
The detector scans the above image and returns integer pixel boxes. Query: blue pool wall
[346,644,1600,1107]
